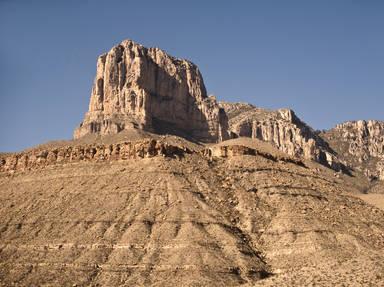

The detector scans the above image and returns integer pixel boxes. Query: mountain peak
[74,39,228,142]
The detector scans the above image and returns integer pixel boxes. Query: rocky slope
[1,136,384,286]
[219,102,346,172]
[74,40,228,143]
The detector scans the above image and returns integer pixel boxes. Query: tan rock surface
[1,136,384,286]
[0,139,192,173]
[74,40,228,142]
[220,102,346,171]
[323,120,384,185]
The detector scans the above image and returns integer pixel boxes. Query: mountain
[322,120,384,181]
[74,39,228,143]
[1,39,384,286]
[219,102,346,171]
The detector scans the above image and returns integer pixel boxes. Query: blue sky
[0,0,383,152]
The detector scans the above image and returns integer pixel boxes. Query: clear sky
[0,0,383,152]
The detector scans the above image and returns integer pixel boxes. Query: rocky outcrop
[323,120,384,180]
[69,39,383,182]
[0,139,191,172]
[377,161,384,180]
[74,39,228,142]
[202,144,306,167]
[220,102,345,171]
[333,120,384,160]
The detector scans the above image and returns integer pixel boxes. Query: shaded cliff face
[220,102,346,171]
[74,39,228,142]
[322,120,384,181]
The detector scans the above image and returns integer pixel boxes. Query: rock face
[220,102,345,171]
[322,120,384,181]
[61,39,384,183]
[378,161,384,180]
[202,142,306,167]
[74,40,228,142]
[0,139,191,172]
[333,120,384,159]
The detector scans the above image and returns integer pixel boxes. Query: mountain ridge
[1,39,384,286]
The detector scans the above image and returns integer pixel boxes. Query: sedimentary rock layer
[323,120,384,181]
[74,40,228,142]
[1,137,383,286]
[220,102,345,171]
[0,139,190,172]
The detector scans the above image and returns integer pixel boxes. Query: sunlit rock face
[74,39,228,142]
[323,120,384,180]
[220,102,344,171]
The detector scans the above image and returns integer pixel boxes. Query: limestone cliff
[220,102,345,171]
[0,139,191,172]
[322,120,384,181]
[73,39,382,180]
[74,39,228,142]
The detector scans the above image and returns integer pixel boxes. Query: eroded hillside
[1,136,383,286]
